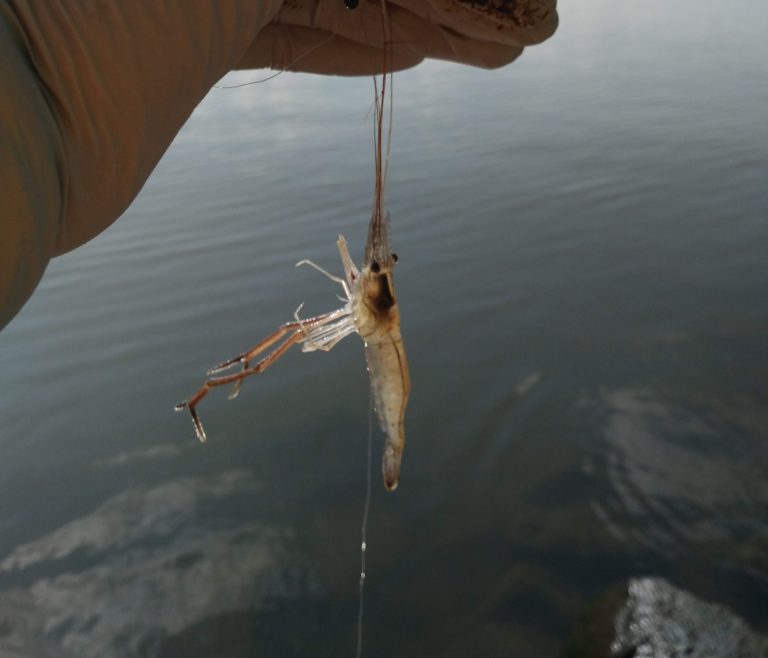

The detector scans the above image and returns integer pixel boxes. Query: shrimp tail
[382,442,402,491]
[365,334,409,492]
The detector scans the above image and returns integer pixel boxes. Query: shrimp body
[362,324,410,491]
[350,253,410,490]
[338,227,410,491]
[176,230,410,491]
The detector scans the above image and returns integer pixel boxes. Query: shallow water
[1,1,767,656]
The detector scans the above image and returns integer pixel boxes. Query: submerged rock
[563,577,767,658]
[611,578,767,658]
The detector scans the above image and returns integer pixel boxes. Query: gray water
[1,1,767,656]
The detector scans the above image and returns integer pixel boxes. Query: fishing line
[212,6,394,654]
[355,391,374,658]
[214,32,337,89]
[357,6,394,655]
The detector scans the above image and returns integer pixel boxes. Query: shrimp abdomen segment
[364,328,410,490]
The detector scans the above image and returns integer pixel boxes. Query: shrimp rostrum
[175,215,410,491]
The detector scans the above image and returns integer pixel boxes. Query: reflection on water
[0,472,308,658]
[93,444,183,468]
[594,389,768,555]
[1,471,260,570]
[0,0,767,655]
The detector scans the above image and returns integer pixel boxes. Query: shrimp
[174,223,409,489]
[175,12,410,490]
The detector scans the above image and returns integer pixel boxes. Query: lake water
[1,1,767,656]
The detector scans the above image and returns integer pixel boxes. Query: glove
[0,0,557,329]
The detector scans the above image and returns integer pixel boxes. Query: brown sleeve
[6,0,281,256]
[0,5,61,327]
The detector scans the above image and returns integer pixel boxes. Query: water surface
[0,1,766,656]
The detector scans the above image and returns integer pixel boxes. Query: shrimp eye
[391,253,399,264]
[370,261,381,273]
[344,0,359,8]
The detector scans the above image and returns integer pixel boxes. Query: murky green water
[1,1,766,656]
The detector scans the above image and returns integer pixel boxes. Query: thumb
[236,24,424,75]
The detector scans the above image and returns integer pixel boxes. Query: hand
[0,0,557,330]
[241,0,558,74]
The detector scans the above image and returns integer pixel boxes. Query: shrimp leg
[337,235,359,286]
[210,308,350,397]
[176,310,344,442]
[296,259,351,300]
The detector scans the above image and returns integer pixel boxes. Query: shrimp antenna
[382,1,394,196]
[371,0,394,225]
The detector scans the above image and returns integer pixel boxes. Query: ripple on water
[592,388,768,559]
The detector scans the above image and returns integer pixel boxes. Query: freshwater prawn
[175,17,410,491]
